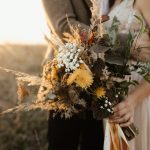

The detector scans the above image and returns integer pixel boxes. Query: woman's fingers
[120,116,134,127]
[109,111,134,127]
[112,107,129,118]
[111,113,131,124]
[109,97,135,126]
[113,100,129,113]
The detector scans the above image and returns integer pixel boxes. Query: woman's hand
[109,95,137,127]
[110,79,150,127]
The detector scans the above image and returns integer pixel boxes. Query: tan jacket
[42,0,92,38]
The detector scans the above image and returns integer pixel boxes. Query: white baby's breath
[57,43,84,72]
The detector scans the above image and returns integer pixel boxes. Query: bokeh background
[0,0,49,149]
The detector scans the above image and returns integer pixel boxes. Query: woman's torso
[103,0,149,81]
[105,0,141,33]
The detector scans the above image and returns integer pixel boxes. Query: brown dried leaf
[88,32,94,45]
[17,81,29,103]
[89,44,110,53]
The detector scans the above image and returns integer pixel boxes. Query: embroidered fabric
[104,0,142,33]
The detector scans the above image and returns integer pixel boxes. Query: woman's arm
[42,0,90,38]
[136,0,150,26]
[131,0,150,61]
[132,32,150,61]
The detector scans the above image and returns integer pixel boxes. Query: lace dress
[103,0,150,150]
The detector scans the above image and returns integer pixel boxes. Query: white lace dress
[103,0,150,150]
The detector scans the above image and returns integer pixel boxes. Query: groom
[42,0,105,150]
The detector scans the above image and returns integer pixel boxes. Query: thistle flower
[67,67,93,89]
[75,69,93,89]
[95,87,106,98]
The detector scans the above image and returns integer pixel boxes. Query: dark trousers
[48,113,104,150]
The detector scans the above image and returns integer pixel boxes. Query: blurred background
[0,0,49,149]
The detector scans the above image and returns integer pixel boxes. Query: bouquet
[31,15,149,143]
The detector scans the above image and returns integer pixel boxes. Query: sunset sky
[0,0,48,44]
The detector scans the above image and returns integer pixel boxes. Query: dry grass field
[0,43,49,150]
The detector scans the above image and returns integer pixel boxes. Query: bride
[103,0,150,150]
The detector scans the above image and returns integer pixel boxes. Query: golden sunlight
[0,0,48,44]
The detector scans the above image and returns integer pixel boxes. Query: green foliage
[119,80,139,96]
[107,16,120,46]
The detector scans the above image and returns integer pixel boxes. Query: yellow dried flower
[95,87,106,98]
[75,69,93,89]
[59,103,68,110]
[50,102,57,108]
[46,65,58,81]
[51,67,58,80]
[67,68,93,89]
[47,74,51,80]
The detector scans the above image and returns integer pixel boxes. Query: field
[0,44,49,150]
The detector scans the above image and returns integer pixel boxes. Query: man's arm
[42,0,90,38]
